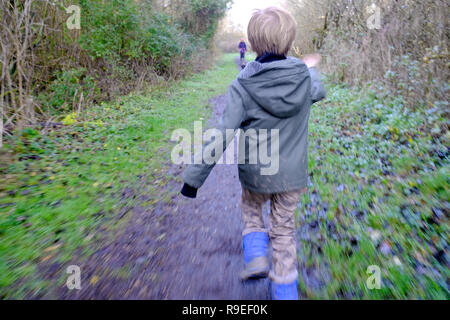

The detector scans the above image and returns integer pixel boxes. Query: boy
[180,7,326,300]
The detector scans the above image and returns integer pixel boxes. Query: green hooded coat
[182,57,326,194]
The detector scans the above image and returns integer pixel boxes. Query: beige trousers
[241,187,305,283]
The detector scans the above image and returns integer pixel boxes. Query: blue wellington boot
[270,280,299,300]
[240,232,270,281]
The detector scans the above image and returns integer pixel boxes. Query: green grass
[0,53,240,299]
[0,52,448,300]
[246,52,257,61]
[296,82,449,299]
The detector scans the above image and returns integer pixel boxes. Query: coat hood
[237,58,311,118]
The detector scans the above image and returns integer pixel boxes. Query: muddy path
[48,57,270,300]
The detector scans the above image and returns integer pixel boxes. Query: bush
[143,12,196,72]
[78,0,140,59]
[289,0,449,111]
[37,68,97,115]
[0,0,230,138]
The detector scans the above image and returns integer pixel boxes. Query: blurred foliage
[289,0,449,113]
[77,0,141,59]
[37,68,97,115]
[159,0,232,45]
[296,80,449,299]
[1,0,230,131]
[0,54,239,298]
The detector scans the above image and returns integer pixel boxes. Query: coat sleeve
[182,81,246,189]
[308,67,326,104]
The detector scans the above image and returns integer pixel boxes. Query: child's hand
[181,183,197,198]
[302,54,321,68]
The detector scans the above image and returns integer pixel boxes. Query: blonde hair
[247,7,297,57]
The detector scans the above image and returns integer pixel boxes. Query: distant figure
[238,38,247,69]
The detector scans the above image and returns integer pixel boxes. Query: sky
[226,0,285,32]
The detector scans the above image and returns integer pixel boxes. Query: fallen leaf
[44,243,61,252]
[41,254,54,263]
[369,229,382,243]
[85,233,95,241]
[380,241,392,256]
[90,276,99,285]
[393,256,402,266]
[16,216,27,222]
[157,233,166,241]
